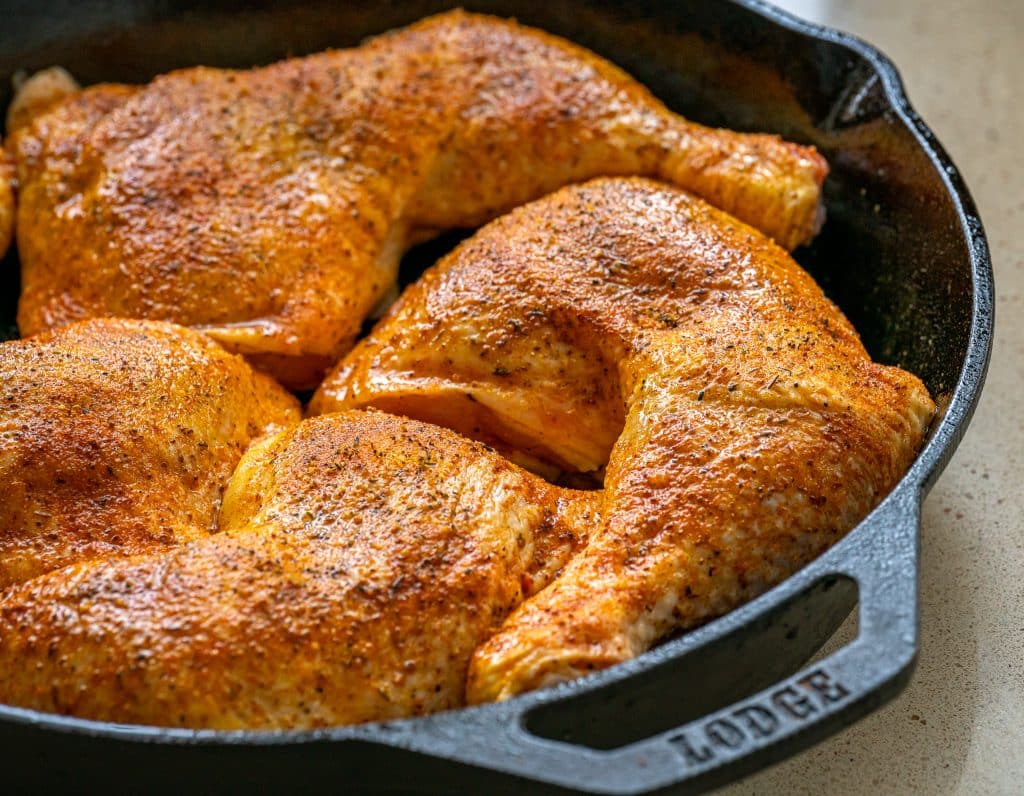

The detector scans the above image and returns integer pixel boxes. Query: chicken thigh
[0,318,299,588]
[9,11,827,387]
[312,177,935,701]
[0,411,595,728]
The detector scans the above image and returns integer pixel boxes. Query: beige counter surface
[719,0,1023,793]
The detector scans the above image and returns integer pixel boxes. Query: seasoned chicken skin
[0,318,299,588]
[312,178,935,702]
[9,10,826,387]
[1,68,81,260]
[0,411,595,729]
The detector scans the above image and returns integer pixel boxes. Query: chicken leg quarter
[313,177,935,702]
[9,10,827,387]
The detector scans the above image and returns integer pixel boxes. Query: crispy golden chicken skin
[9,10,826,387]
[0,318,299,588]
[0,411,596,729]
[312,178,935,702]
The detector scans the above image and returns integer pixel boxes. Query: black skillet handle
[421,491,922,795]
[609,492,922,794]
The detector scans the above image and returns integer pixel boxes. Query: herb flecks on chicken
[9,11,826,388]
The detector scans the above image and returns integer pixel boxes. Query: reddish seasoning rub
[0,318,299,589]
[312,178,935,703]
[0,179,932,728]
[9,10,825,389]
[0,411,596,728]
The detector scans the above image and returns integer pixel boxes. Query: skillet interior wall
[0,0,972,403]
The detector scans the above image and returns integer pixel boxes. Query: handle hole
[523,574,858,750]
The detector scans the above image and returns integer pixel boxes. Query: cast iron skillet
[0,0,993,792]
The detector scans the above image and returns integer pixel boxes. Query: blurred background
[721,1,1023,793]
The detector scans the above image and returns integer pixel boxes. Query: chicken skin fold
[312,177,935,702]
[0,318,299,588]
[9,10,827,387]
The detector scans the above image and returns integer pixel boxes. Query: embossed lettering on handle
[667,668,851,767]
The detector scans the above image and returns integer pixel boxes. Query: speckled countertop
[718,0,1023,793]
